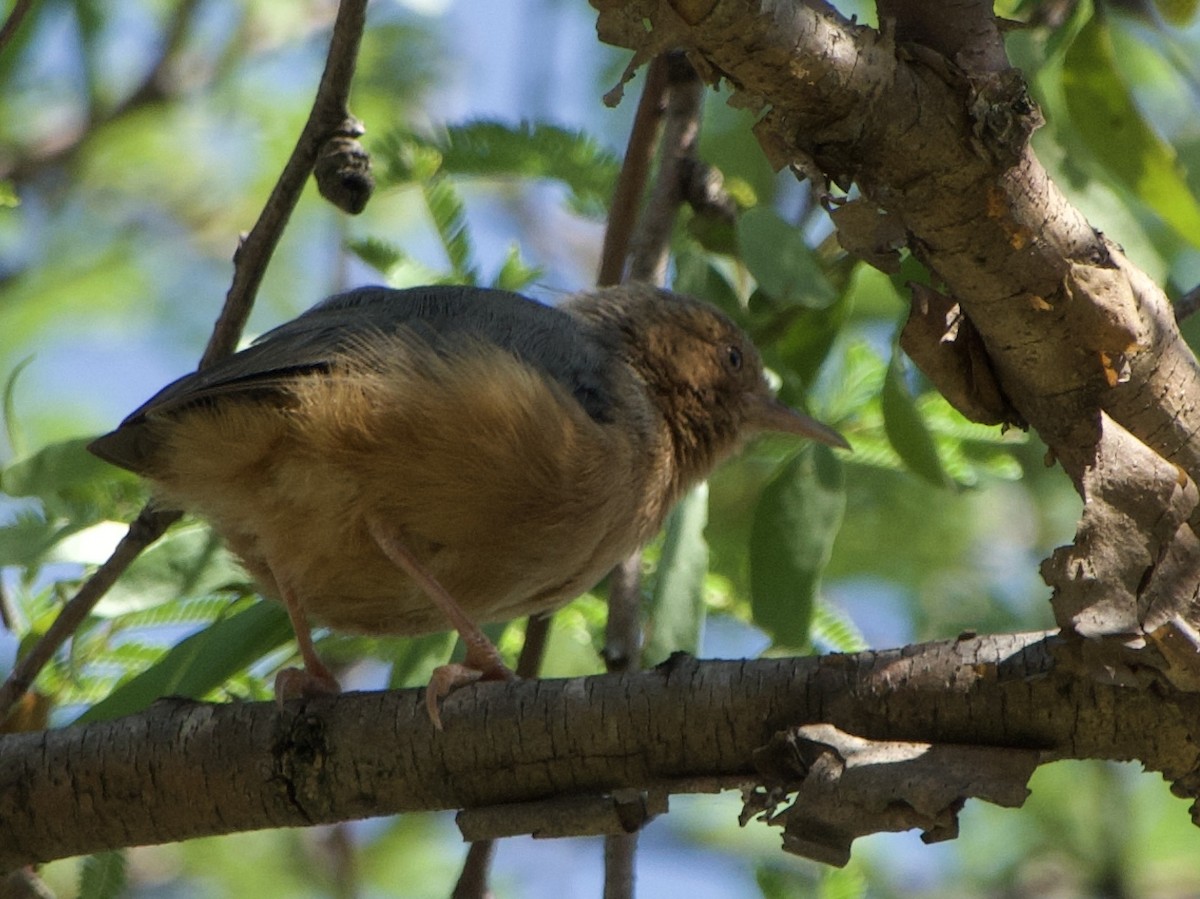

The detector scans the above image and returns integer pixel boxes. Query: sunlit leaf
[810,601,868,654]
[422,177,477,283]
[76,600,293,723]
[750,445,845,648]
[79,850,127,899]
[89,523,244,616]
[1062,16,1200,248]
[492,243,543,292]
[437,120,620,217]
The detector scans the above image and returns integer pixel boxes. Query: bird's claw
[274,666,341,706]
[425,659,515,730]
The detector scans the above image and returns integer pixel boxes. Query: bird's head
[566,284,847,489]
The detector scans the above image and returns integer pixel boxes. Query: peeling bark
[744,724,1039,866]
[590,0,1200,484]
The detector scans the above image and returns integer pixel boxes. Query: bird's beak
[745,394,850,450]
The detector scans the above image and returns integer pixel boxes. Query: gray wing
[89,285,615,473]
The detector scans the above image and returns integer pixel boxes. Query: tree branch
[0,0,36,61]
[590,0,1200,487]
[5,632,1200,869]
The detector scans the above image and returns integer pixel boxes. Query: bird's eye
[725,344,743,372]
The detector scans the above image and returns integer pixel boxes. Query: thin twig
[597,56,670,287]
[603,51,707,899]
[627,53,705,284]
[450,54,675,898]
[1,0,199,184]
[450,611,554,897]
[0,506,180,724]
[451,840,496,899]
[201,0,369,367]
[0,0,36,60]
[1175,283,1200,323]
[0,0,372,728]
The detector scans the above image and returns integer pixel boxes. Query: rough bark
[5,633,1200,869]
[590,0,1200,486]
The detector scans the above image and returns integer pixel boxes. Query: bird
[89,282,847,726]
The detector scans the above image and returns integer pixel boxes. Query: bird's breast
[144,338,672,635]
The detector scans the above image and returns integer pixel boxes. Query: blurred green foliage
[2,0,1200,897]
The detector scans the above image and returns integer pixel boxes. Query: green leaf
[437,120,620,217]
[673,248,742,318]
[346,237,446,287]
[810,601,868,653]
[881,352,948,487]
[422,176,477,283]
[375,121,621,217]
[2,356,35,458]
[643,484,709,666]
[770,288,854,392]
[347,235,406,274]
[750,445,845,648]
[1062,16,1200,248]
[2,437,127,505]
[75,600,293,723]
[736,206,836,308]
[88,523,244,616]
[818,863,869,899]
[492,243,543,292]
[79,850,127,899]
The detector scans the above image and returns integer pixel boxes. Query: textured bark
[590,0,1200,486]
[5,634,1200,868]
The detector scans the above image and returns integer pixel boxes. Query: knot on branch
[967,68,1044,170]
[271,708,335,822]
[741,724,1038,867]
[314,116,374,215]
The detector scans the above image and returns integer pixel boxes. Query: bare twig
[201,0,369,367]
[451,614,550,899]
[0,506,180,724]
[0,0,372,728]
[627,53,705,284]
[604,51,707,899]
[451,841,496,899]
[1176,284,1200,322]
[1,0,200,184]
[0,0,36,61]
[451,53,676,898]
[596,56,670,287]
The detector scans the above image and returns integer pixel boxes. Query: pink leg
[366,515,513,728]
[273,579,341,703]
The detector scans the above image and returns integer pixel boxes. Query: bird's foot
[274,666,342,706]
[425,650,515,730]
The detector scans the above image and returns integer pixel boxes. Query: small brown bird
[90,283,846,724]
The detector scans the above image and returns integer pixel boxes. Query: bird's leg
[365,515,514,729]
[273,578,341,703]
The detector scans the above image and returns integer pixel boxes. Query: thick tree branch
[590,0,1200,488]
[5,632,1200,869]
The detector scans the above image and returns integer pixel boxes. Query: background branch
[0,0,372,728]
